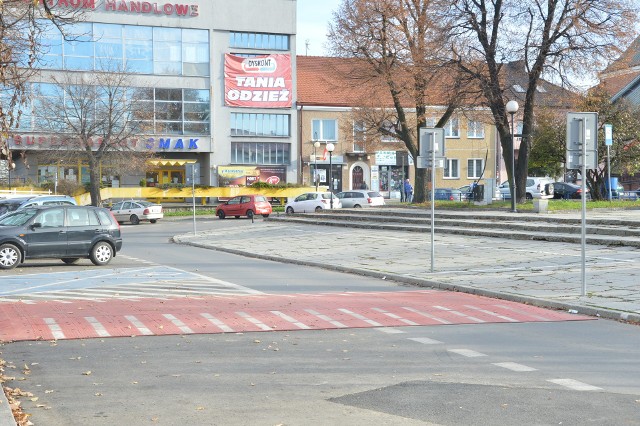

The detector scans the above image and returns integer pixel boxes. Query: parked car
[0,195,77,217]
[0,205,122,269]
[110,200,163,225]
[499,177,554,200]
[285,192,342,213]
[335,190,385,208]
[216,194,272,219]
[458,185,473,201]
[430,188,464,201]
[552,182,590,200]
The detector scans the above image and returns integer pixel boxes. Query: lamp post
[313,141,321,192]
[326,142,335,209]
[506,100,519,213]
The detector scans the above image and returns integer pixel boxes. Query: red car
[215,195,272,219]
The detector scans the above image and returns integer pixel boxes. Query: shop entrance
[146,169,185,187]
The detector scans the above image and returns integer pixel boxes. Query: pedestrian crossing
[0,260,262,303]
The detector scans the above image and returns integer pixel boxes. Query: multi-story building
[2,0,298,189]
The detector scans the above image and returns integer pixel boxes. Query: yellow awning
[147,159,196,167]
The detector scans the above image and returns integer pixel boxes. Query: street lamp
[313,141,321,191]
[506,100,519,213]
[326,142,335,209]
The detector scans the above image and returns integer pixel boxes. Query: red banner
[224,54,292,108]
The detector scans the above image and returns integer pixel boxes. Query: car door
[111,202,126,222]
[66,207,103,256]
[24,207,68,258]
[225,197,242,215]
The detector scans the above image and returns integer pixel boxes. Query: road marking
[408,337,442,344]
[464,305,518,322]
[270,311,310,329]
[200,313,234,332]
[492,362,537,372]
[43,318,65,340]
[402,307,452,324]
[493,304,553,322]
[448,349,487,358]
[84,317,111,337]
[372,308,419,325]
[125,315,153,335]
[378,328,406,334]
[337,308,383,327]
[304,309,347,328]
[236,311,272,331]
[547,378,602,391]
[162,314,193,334]
[433,305,486,323]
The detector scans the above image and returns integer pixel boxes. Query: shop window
[231,142,290,165]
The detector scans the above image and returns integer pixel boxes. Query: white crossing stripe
[270,311,310,329]
[43,318,65,340]
[493,304,553,321]
[200,313,234,332]
[408,337,443,345]
[433,305,486,323]
[464,305,518,322]
[372,308,419,325]
[378,328,406,334]
[84,316,110,337]
[304,309,347,328]
[338,309,383,327]
[125,315,153,335]
[402,307,452,324]
[236,311,272,331]
[547,378,602,391]
[448,348,487,358]
[162,314,194,334]
[492,362,537,372]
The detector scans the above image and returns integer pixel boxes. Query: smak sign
[34,0,199,17]
[6,134,210,152]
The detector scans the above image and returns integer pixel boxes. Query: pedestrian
[360,181,368,190]
[404,178,413,203]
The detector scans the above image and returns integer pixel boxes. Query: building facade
[2,0,298,189]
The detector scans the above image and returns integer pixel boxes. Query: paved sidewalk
[173,210,640,325]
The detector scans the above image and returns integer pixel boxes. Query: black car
[553,182,590,200]
[0,205,122,269]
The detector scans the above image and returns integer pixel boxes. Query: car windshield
[137,201,155,207]
[0,209,38,226]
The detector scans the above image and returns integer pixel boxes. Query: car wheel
[246,210,254,219]
[526,193,533,200]
[545,183,554,196]
[61,258,80,265]
[262,214,270,218]
[150,219,157,224]
[286,206,294,214]
[130,214,140,225]
[0,243,21,270]
[353,204,362,208]
[90,241,114,266]
[217,210,226,219]
[315,206,322,212]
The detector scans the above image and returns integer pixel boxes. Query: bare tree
[446,0,639,204]
[37,69,155,206]
[327,0,474,203]
[0,1,76,167]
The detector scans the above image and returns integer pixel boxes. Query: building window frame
[467,120,485,139]
[311,119,337,142]
[230,113,290,137]
[231,142,291,165]
[444,117,460,138]
[229,32,290,50]
[467,158,484,179]
[444,158,459,179]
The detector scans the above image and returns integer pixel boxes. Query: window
[353,121,365,152]
[230,113,290,137]
[444,117,459,138]
[444,159,459,179]
[312,119,337,141]
[229,32,289,50]
[380,120,399,142]
[467,159,484,179]
[231,142,290,165]
[467,120,485,138]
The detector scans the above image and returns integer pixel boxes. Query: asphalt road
[1,218,639,425]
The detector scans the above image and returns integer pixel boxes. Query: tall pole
[506,100,519,213]
[327,142,335,209]
[192,163,196,235]
[314,141,320,192]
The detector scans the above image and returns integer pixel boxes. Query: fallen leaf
[82,371,92,376]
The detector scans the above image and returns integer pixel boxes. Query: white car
[110,200,163,224]
[285,192,342,213]
[499,177,554,200]
[336,190,385,208]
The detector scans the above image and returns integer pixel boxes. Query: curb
[173,237,640,326]
[0,387,16,426]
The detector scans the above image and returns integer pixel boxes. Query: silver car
[110,200,163,225]
[336,190,385,208]
[285,192,342,213]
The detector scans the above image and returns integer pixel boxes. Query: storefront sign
[224,54,292,108]
[37,0,200,17]
[218,165,287,187]
[5,134,211,152]
[376,151,397,165]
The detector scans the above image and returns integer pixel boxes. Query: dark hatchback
[0,205,122,270]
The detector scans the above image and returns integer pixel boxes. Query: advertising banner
[224,54,292,108]
[217,165,287,187]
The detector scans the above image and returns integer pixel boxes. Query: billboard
[217,166,287,187]
[224,54,292,108]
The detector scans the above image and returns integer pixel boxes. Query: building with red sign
[2,0,297,189]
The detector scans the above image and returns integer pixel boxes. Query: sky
[297,0,342,56]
